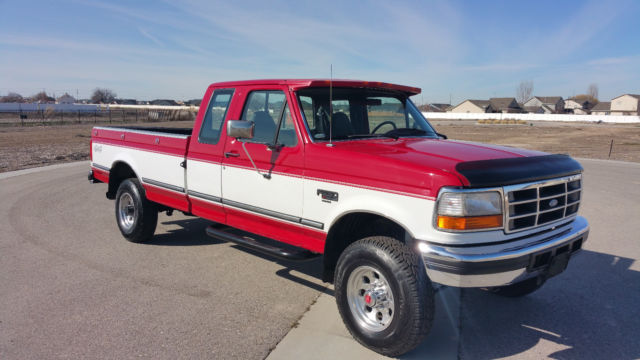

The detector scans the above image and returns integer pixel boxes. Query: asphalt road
[1,159,639,359]
[0,162,327,359]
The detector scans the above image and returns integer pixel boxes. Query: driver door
[221,87,306,246]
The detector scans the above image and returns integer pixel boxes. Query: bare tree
[91,88,117,104]
[32,91,55,103]
[0,92,24,103]
[516,80,534,104]
[587,83,599,101]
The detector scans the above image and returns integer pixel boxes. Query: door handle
[224,152,240,158]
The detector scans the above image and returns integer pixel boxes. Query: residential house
[523,96,564,113]
[449,100,492,113]
[430,103,451,112]
[419,103,450,112]
[185,99,202,106]
[523,104,555,114]
[488,97,523,113]
[590,102,611,116]
[150,99,178,106]
[56,93,75,104]
[114,99,137,105]
[564,98,593,115]
[610,94,640,115]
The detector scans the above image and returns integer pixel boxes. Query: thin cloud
[138,27,164,47]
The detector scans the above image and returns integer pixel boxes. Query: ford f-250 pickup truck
[88,79,589,356]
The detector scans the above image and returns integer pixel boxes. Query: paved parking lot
[1,159,639,359]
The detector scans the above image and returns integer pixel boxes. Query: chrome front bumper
[418,216,589,288]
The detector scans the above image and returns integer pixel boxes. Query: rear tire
[490,276,545,297]
[115,178,157,243]
[334,236,434,357]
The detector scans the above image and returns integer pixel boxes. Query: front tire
[115,178,157,243]
[334,236,434,357]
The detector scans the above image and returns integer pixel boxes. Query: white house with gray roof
[449,100,492,113]
[610,94,640,115]
[524,96,564,113]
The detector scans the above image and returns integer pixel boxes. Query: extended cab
[89,79,589,356]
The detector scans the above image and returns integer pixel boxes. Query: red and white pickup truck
[89,79,589,356]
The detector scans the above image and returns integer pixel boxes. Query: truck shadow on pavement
[144,218,638,359]
[453,249,639,360]
[148,217,328,293]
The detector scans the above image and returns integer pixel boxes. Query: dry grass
[477,119,529,125]
[0,120,194,172]
[1,119,639,173]
[433,120,640,163]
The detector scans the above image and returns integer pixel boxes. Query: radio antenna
[328,64,334,147]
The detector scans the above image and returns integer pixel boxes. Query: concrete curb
[266,287,461,360]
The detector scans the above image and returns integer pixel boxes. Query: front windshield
[296,87,437,141]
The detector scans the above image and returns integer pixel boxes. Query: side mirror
[227,120,255,139]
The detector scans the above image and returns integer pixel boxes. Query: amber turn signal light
[437,215,503,231]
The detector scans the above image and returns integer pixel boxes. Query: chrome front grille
[505,175,582,233]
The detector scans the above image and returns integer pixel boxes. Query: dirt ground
[1,120,639,173]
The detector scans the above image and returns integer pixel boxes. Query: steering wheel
[372,121,397,134]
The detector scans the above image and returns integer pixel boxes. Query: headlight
[436,191,503,231]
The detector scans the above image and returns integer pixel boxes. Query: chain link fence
[0,108,197,127]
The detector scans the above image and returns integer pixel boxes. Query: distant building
[150,99,178,106]
[610,94,640,115]
[564,98,592,115]
[185,99,202,106]
[56,93,75,104]
[114,99,137,105]
[488,97,523,113]
[523,104,555,114]
[590,102,611,116]
[524,96,564,113]
[430,103,451,112]
[449,100,492,113]
[419,103,450,112]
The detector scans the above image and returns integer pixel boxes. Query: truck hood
[331,137,545,172]
[313,138,581,192]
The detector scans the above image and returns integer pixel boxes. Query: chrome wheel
[118,192,136,231]
[346,265,395,332]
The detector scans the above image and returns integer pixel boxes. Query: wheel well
[107,162,137,199]
[322,212,408,283]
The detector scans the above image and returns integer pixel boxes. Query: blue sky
[0,0,639,104]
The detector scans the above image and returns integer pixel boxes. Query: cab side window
[241,90,297,147]
[199,88,234,145]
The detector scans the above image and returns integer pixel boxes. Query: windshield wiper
[344,129,430,141]
[345,134,391,139]
[382,128,429,139]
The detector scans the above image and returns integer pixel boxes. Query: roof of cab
[207,79,421,95]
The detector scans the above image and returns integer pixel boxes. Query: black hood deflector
[455,154,583,188]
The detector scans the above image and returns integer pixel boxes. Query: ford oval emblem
[549,199,559,207]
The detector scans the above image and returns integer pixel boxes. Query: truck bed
[91,125,192,211]
[100,126,193,136]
